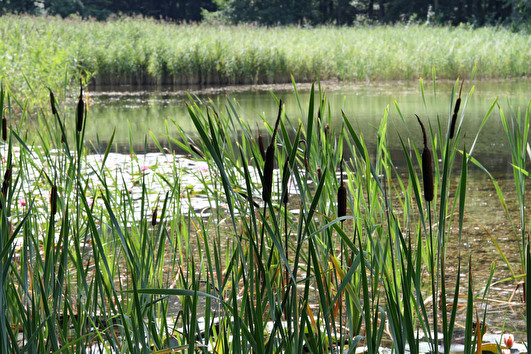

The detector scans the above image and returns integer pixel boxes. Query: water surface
[87,79,530,173]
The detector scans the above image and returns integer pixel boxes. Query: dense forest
[1,0,529,28]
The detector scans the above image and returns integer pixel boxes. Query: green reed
[1,14,530,106]
[0,74,528,352]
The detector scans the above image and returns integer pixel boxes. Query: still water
[87,79,530,172]
[86,79,530,336]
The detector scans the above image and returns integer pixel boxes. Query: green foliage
[0,70,529,351]
[1,15,530,108]
[3,0,530,29]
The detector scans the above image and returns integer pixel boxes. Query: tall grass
[0,14,530,104]
[0,75,529,352]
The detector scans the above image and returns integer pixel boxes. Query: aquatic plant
[0,14,530,106]
[0,76,528,352]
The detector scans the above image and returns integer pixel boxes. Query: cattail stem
[416,115,434,202]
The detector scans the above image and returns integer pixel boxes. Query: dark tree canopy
[1,0,528,29]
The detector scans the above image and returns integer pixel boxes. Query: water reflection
[87,79,529,172]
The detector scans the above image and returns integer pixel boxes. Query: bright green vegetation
[0,75,529,352]
[1,15,530,103]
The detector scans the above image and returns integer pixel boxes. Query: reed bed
[0,14,530,104]
[0,75,529,352]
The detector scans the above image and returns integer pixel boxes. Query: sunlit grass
[0,14,529,106]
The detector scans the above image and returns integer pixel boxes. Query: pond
[86,78,530,172]
[81,78,530,342]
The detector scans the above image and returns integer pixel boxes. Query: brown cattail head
[49,88,57,116]
[449,79,464,139]
[2,165,11,198]
[151,206,158,226]
[317,166,322,182]
[262,99,283,203]
[50,184,58,216]
[282,157,290,205]
[337,158,347,218]
[298,138,309,172]
[189,142,205,159]
[262,144,275,203]
[2,117,6,141]
[416,115,434,202]
[324,123,330,139]
[76,80,84,132]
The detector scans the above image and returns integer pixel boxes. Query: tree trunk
[378,0,385,20]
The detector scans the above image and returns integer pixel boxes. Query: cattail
[282,157,290,205]
[2,117,6,141]
[317,106,322,134]
[189,142,205,159]
[76,80,84,132]
[237,191,260,208]
[50,184,58,216]
[49,89,57,116]
[449,79,464,139]
[416,115,434,202]
[299,139,309,172]
[151,206,158,226]
[262,99,282,203]
[337,158,347,218]
[2,166,11,198]
[324,123,330,139]
[317,166,322,182]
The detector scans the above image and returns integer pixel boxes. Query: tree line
[1,0,529,28]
